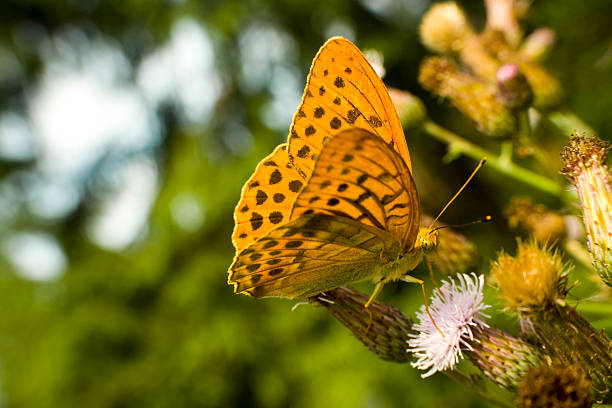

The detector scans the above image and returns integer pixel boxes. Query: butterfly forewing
[229,214,401,298]
[287,37,412,179]
[232,144,305,251]
[291,128,420,250]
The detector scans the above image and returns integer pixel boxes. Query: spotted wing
[228,213,400,298]
[232,144,306,251]
[287,36,412,179]
[291,128,420,250]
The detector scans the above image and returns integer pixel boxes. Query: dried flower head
[419,2,469,54]
[312,286,413,363]
[505,197,567,244]
[419,56,515,138]
[408,273,489,377]
[388,88,427,130]
[561,135,612,287]
[491,240,567,312]
[517,364,593,408]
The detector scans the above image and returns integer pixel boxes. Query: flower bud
[419,56,515,138]
[388,88,427,130]
[561,135,612,287]
[421,214,479,275]
[482,30,563,110]
[311,286,413,363]
[517,364,593,408]
[505,197,567,244]
[496,64,533,110]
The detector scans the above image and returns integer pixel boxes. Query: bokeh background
[1,0,611,407]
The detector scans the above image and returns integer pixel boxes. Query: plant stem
[422,121,562,196]
[547,110,596,136]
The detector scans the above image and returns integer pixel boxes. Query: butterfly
[228,37,439,307]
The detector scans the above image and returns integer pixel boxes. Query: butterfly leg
[426,258,443,297]
[363,281,385,334]
[402,275,445,337]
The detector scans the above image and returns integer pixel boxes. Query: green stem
[422,121,562,196]
[547,110,596,136]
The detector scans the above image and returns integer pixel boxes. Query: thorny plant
[309,1,612,407]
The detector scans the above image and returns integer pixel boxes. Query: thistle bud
[505,197,567,244]
[482,30,563,110]
[491,240,612,399]
[517,364,593,408]
[466,327,541,389]
[421,214,479,275]
[388,88,427,130]
[419,56,515,138]
[561,135,612,287]
[496,64,533,110]
[520,28,556,61]
[311,286,413,363]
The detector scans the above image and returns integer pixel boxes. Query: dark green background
[0,0,611,406]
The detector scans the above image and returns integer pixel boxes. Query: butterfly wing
[228,213,401,298]
[287,37,412,179]
[291,128,420,250]
[228,128,420,299]
[232,144,305,251]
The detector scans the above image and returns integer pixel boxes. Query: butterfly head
[416,227,439,253]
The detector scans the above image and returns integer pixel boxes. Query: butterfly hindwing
[291,128,420,250]
[232,144,305,251]
[228,213,401,298]
[287,37,412,179]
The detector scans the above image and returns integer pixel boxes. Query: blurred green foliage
[0,0,611,407]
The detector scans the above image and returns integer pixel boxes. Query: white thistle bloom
[407,273,490,377]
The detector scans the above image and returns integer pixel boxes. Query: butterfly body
[229,37,439,303]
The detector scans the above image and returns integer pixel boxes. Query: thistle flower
[491,240,612,399]
[561,135,612,287]
[408,273,490,377]
[419,56,515,138]
[421,214,479,276]
[420,2,500,82]
[517,364,593,408]
[388,88,427,130]
[491,240,567,312]
[311,286,413,363]
[505,197,567,244]
[496,64,533,110]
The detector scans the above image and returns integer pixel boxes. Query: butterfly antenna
[429,158,486,230]
[430,215,492,234]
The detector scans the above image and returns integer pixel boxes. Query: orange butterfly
[228,37,439,307]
